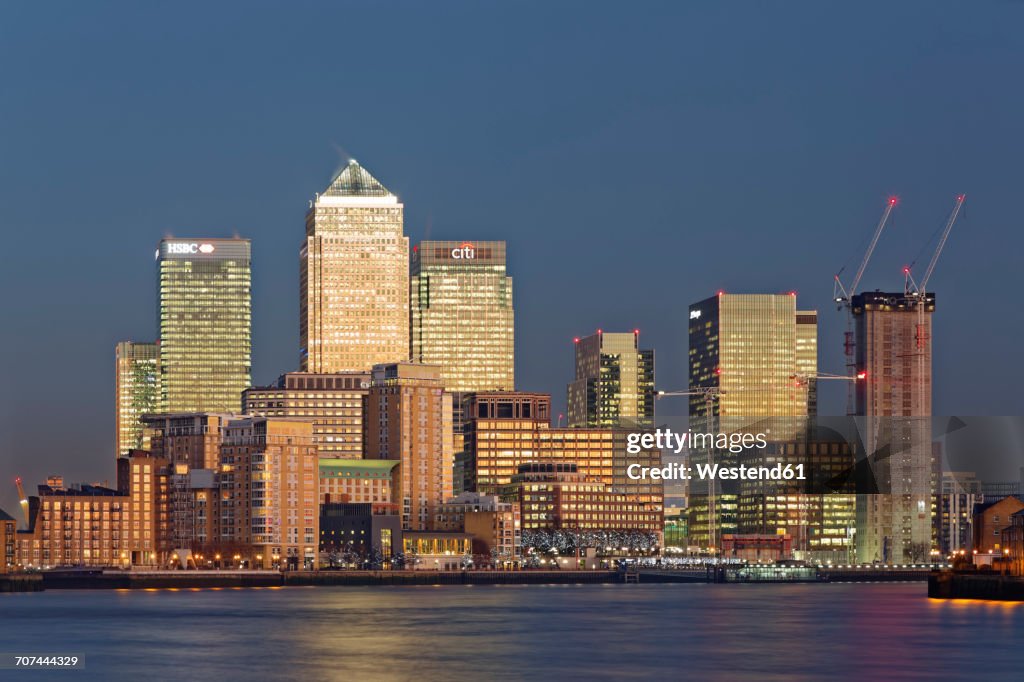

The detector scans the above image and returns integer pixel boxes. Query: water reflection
[1,584,1022,680]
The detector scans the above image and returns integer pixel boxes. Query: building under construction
[852,291,937,563]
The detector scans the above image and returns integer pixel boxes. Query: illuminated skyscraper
[687,293,816,550]
[157,238,251,413]
[567,330,654,428]
[689,293,812,421]
[114,341,161,456]
[300,160,409,373]
[410,240,514,447]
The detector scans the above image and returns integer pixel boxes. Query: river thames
[2,583,1022,680]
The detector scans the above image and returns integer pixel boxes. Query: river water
[1,583,1021,680]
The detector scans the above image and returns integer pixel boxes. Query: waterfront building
[852,291,936,564]
[319,458,399,506]
[411,239,514,453]
[364,363,453,531]
[972,496,1024,555]
[735,430,857,563]
[402,531,472,570]
[300,160,409,373]
[16,451,170,569]
[720,534,793,562]
[1,509,15,573]
[243,371,371,459]
[501,463,662,538]
[937,471,982,554]
[319,502,402,566]
[114,341,160,456]
[567,330,654,428]
[436,492,520,562]
[219,417,319,569]
[687,293,817,550]
[157,238,251,413]
[461,392,663,514]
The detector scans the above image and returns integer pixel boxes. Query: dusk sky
[2,1,1023,512]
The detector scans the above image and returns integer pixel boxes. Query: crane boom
[834,197,898,305]
[849,197,897,298]
[918,194,965,294]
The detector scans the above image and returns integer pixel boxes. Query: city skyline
[4,2,1024,518]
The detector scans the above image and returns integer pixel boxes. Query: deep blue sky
[2,1,1022,513]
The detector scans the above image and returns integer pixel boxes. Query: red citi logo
[451,242,475,259]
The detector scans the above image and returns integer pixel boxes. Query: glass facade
[300,160,409,373]
[567,331,654,428]
[158,239,251,413]
[114,341,161,456]
[687,293,817,549]
[410,240,514,395]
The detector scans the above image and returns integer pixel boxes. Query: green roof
[323,160,393,198]
[319,459,399,478]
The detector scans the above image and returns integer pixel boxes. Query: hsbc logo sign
[451,242,475,259]
[167,242,216,255]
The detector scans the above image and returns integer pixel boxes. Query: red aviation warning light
[856,371,868,380]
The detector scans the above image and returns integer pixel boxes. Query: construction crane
[790,371,867,387]
[903,194,966,418]
[14,477,29,526]
[834,197,898,307]
[904,194,966,297]
[833,197,898,414]
[656,387,725,555]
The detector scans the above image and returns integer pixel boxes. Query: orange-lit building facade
[461,392,662,512]
[16,451,170,569]
[243,372,371,459]
[364,363,453,531]
[502,463,662,537]
[219,417,319,569]
[1,509,16,573]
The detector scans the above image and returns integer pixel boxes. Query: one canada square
[300,160,410,372]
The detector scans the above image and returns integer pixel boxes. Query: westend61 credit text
[624,428,807,481]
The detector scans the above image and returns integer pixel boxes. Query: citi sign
[451,242,476,259]
[167,242,216,255]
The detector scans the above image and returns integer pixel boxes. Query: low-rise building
[502,462,662,540]
[320,502,402,567]
[973,496,1024,555]
[436,492,520,563]
[403,531,472,570]
[16,451,170,568]
[721,533,793,563]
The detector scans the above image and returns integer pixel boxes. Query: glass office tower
[687,293,817,550]
[157,238,251,413]
[567,331,654,428]
[410,240,514,390]
[300,160,409,373]
[411,240,514,463]
[114,340,161,456]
